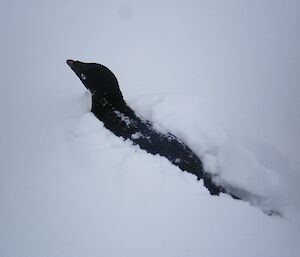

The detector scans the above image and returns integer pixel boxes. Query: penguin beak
[66,59,75,68]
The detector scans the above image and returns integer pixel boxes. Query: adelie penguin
[66,59,238,199]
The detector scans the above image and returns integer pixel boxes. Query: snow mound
[129,93,300,218]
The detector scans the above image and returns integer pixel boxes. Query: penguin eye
[81,73,86,80]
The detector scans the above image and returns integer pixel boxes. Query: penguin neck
[91,94,134,116]
[91,94,139,138]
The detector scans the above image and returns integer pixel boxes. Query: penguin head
[66,60,124,105]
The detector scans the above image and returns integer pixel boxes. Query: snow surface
[1,1,300,257]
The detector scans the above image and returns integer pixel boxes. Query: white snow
[1,1,300,257]
[114,110,133,127]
